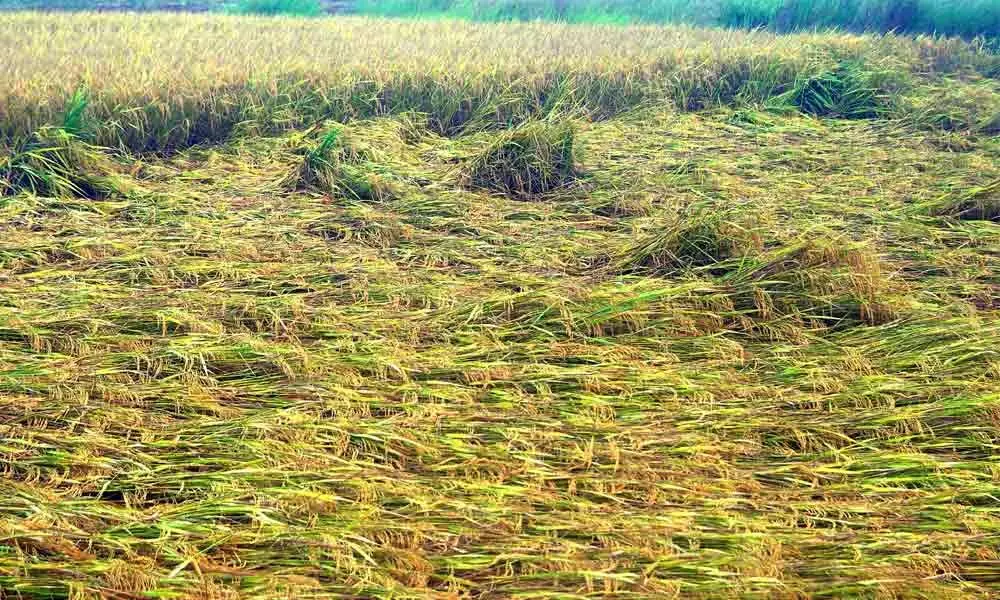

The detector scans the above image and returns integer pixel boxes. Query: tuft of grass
[284,126,395,201]
[923,180,1000,222]
[463,120,579,198]
[725,235,899,326]
[776,61,896,119]
[61,86,90,138]
[902,80,1000,134]
[611,207,762,275]
[0,127,127,198]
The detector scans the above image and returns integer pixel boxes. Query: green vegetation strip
[2,0,1000,38]
[354,0,1000,39]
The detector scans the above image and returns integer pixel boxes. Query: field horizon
[1,0,999,38]
[2,12,1000,600]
